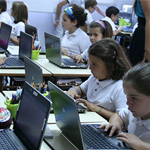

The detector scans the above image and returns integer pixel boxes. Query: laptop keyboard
[0,130,18,150]
[4,57,24,66]
[81,124,121,149]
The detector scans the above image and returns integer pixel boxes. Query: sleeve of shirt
[16,22,25,36]
[118,108,129,127]
[0,13,6,23]
[112,83,127,112]
[81,47,89,61]
[80,75,92,94]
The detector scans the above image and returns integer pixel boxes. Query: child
[102,6,124,36]
[67,38,131,120]
[73,20,113,63]
[0,0,12,27]
[61,4,91,57]
[9,1,28,46]
[99,62,150,149]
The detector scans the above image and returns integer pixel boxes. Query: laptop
[0,32,33,69]
[25,23,38,38]
[0,22,12,53]
[0,81,51,150]
[45,32,88,69]
[48,81,132,150]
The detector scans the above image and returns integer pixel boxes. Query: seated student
[9,1,28,46]
[83,0,105,32]
[67,38,131,120]
[73,20,113,63]
[99,62,150,149]
[61,4,91,57]
[0,0,12,27]
[102,6,124,36]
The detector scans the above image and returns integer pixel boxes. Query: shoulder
[76,28,89,37]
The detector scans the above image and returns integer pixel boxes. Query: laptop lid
[45,32,62,67]
[19,31,33,61]
[0,22,12,51]
[25,23,38,39]
[24,56,43,85]
[48,80,85,150]
[14,81,51,150]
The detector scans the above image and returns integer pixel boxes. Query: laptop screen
[14,81,51,150]
[0,23,12,50]
[19,32,33,61]
[45,32,62,66]
[48,81,85,150]
[24,56,43,85]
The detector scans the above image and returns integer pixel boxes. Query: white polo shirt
[119,108,150,143]
[61,28,91,55]
[0,11,12,25]
[102,16,116,31]
[81,47,89,61]
[9,21,25,46]
[80,75,127,112]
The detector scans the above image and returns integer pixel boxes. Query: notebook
[45,32,88,69]
[48,81,132,150]
[0,32,33,69]
[24,56,43,85]
[25,23,38,38]
[0,81,51,150]
[0,22,12,53]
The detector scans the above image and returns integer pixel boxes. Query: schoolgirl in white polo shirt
[67,38,131,120]
[99,62,150,149]
[61,4,91,57]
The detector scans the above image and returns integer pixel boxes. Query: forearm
[96,6,105,17]
[10,35,19,46]
[145,19,150,52]
[56,4,62,20]
[137,141,150,150]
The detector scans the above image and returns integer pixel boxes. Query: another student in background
[0,0,12,27]
[102,6,124,36]
[73,20,113,63]
[67,38,131,120]
[61,4,91,57]
[99,62,150,149]
[9,1,28,46]
[53,0,84,40]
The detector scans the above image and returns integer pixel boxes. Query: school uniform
[80,75,127,112]
[81,47,89,62]
[55,0,84,39]
[0,11,12,25]
[102,16,116,31]
[61,28,91,55]
[119,108,150,143]
[9,21,25,46]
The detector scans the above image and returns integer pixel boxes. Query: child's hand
[97,123,122,137]
[61,48,69,56]
[76,98,98,111]
[73,55,84,63]
[0,57,7,65]
[66,88,80,99]
[117,132,145,149]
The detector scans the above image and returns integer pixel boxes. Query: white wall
[7,0,135,52]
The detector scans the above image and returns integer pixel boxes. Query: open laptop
[45,32,88,69]
[0,81,51,150]
[0,22,12,53]
[25,23,38,38]
[48,81,132,150]
[0,32,33,69]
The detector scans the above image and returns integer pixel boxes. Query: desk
[0,92,52,150]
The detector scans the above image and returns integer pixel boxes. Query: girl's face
[123,81,150,120]
[61,12,76,31]
[89,27,103,44]
[88,54,108,80]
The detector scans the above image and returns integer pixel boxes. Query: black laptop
[0,22,12,53]
[47,81,132,150]
[0,81,51,150]
[1,32,32,69]
[45,32,88,69]
[25,23,37,38]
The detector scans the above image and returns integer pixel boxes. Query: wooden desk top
[34,55,91,77]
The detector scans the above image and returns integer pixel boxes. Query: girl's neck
[68,27,78,34]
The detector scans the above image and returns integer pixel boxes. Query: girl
[73,20,113,63]
[99,62,150,149]
[0,0,12,27]
[67,38,131,120]
[61,4,91,57]
[9,1,28,46]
